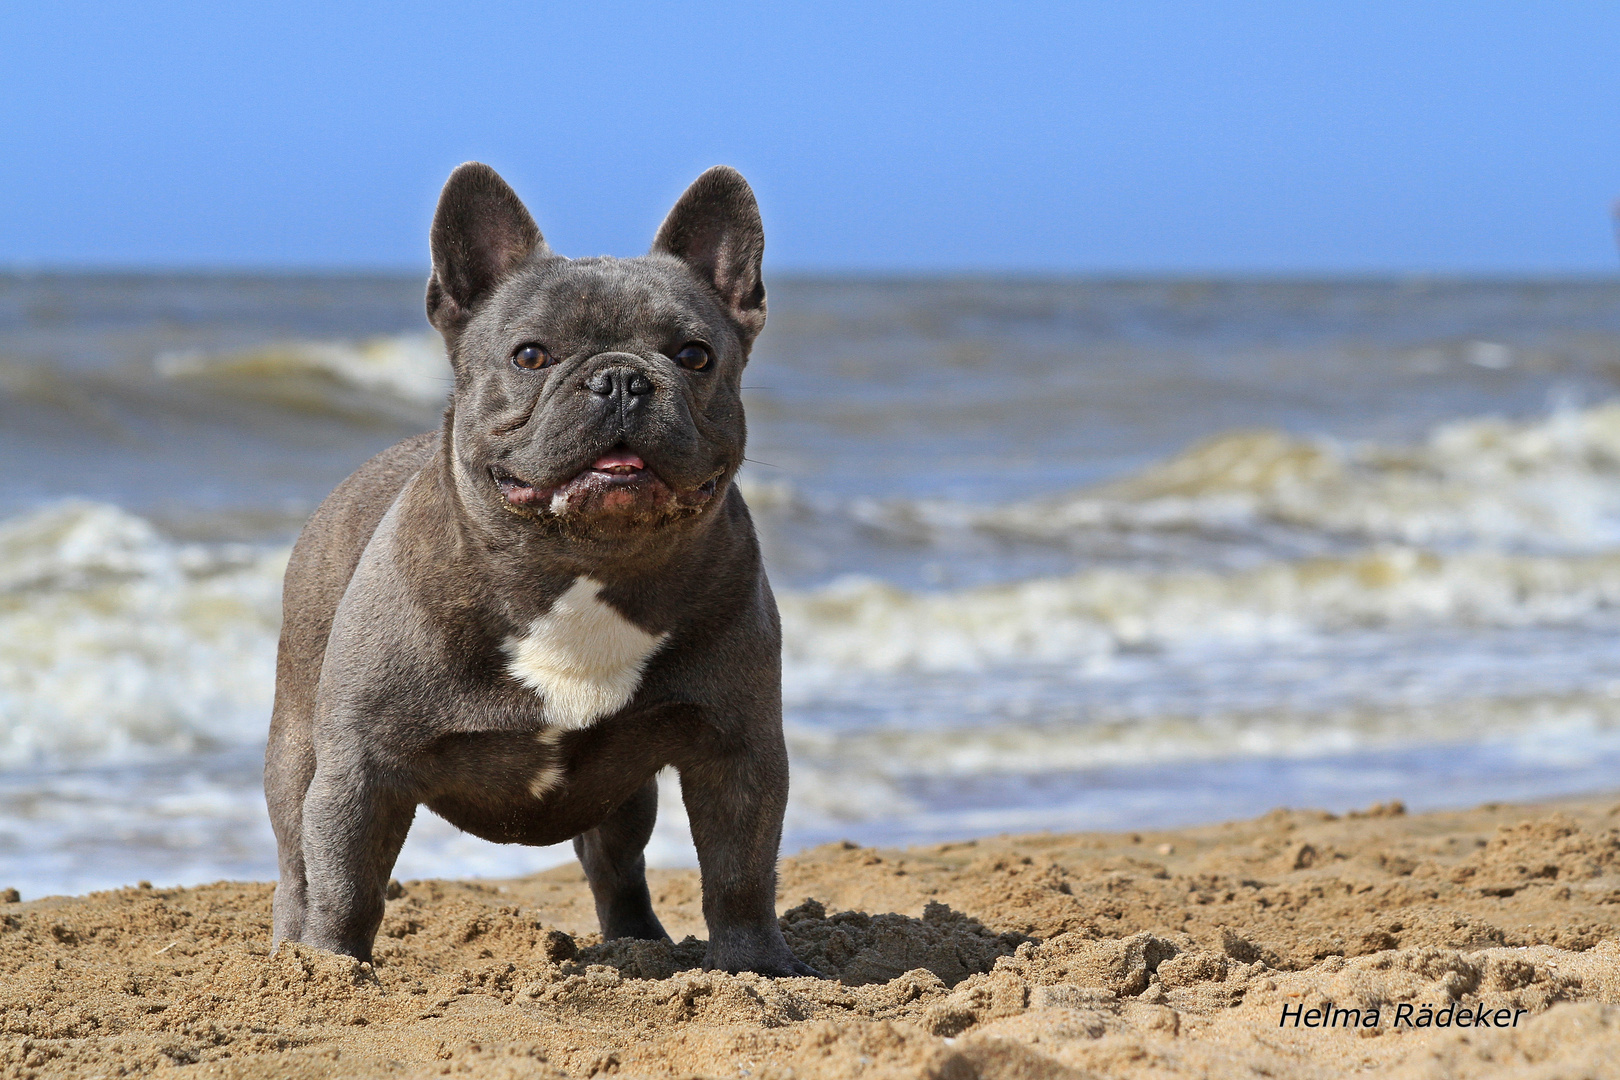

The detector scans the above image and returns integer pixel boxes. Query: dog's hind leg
[264,711,318,950]
[573,777,669,941]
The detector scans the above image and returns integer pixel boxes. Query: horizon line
[3,264,1619,283]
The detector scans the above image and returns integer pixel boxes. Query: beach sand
[5,796,1620,1079]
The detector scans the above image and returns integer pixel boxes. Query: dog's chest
[501,577,667,730]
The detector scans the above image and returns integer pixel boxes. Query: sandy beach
[4,795,1619,1078]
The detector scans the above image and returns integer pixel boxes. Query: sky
[2,1,1618,273]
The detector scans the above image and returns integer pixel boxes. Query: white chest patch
[503,577,668,730]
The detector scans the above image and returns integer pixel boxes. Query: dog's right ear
[426,163,547,334]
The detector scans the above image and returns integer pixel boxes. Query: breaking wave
[155,333,450,421]
[868,402,1620,553]
[4,401,1619,771]
[79,332,1620,558]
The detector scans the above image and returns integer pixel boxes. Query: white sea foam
[784,687,1620,779]
[7,514,1620,766]
[777,546,1620,677]
[0,502,284,766]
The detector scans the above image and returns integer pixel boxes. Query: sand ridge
[4,797,1620,1078]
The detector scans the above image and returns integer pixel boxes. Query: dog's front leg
[297,754,416,961]
[680,733,819,977]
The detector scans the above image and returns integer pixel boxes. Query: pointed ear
[651,166,766,340]
[425,162,547,333]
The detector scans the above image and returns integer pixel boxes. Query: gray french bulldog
[264,162,817,976]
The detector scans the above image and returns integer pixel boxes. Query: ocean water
[3,273,1620,897]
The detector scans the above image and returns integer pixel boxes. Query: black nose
[586,366,654,399]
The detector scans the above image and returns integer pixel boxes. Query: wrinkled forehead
[476,256,727,350]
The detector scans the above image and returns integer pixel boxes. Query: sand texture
[5,797,1620,1078]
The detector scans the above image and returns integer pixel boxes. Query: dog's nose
[586,366,654,399]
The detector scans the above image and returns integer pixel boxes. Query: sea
[3,272,1620,898]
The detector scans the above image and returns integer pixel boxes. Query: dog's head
[425,162,764,542]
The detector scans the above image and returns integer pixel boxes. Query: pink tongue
[592,451,645,470]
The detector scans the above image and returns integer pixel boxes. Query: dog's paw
[704,927,827,978]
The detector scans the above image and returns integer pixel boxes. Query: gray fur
[264,163,815,976]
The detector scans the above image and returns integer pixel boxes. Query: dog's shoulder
[277,432,438,671]
[273,431,439,738]
[286,433,439,592]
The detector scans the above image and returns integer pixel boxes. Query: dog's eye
[674,342,712,371]
[511,343,553,370]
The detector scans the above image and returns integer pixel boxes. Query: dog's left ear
[652,167,766,341]
[427,162,548,335]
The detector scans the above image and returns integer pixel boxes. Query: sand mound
[5,798,1620,1077]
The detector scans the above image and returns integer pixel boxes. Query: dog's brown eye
[511,343,552,370]
[674,342,712,371]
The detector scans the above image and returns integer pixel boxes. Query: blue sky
[2,2,1617,272]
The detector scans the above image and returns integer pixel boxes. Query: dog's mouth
[491,452,721,518]
[584,449,651,481]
